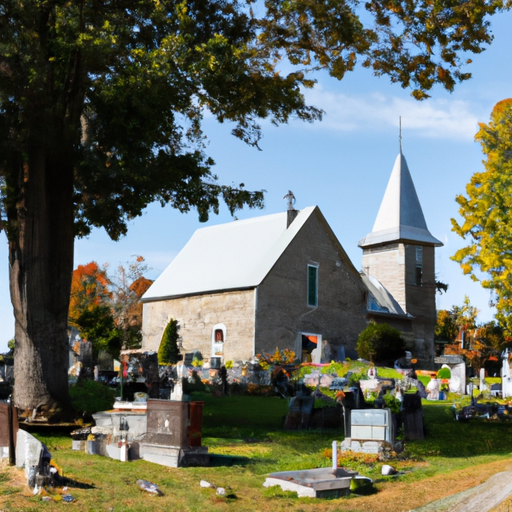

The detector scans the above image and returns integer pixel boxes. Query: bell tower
[358,152,442,365]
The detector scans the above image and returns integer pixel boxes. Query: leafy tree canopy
[69,257,151,357]
[0,0,507,242]
[356,322,405,362]
[435,310,459,342]
[441,296,512,372]
[1,0,507,410]
[452,100,512,332]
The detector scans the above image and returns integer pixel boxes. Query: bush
[69,380,116,415]
[158,319,181,365]
[356,323,405,363]
[437,367,451,379]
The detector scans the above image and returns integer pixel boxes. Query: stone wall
[361,242,436,366]
[404,244,436,365]
[255,211,368,359]
[362,243,405,310]
[142,289,256,362]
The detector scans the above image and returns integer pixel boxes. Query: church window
[307,264,318,307]
[415,246,423,286]
[211,324,226,357]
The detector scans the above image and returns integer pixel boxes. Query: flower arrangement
[256,348,296,369]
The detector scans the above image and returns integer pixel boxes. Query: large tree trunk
[10,143,75,411]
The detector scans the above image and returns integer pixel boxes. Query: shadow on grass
[410,403,512,459]
[54,474,96,489]
[208,454,251,467]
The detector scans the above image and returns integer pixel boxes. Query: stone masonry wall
[362,244,406,311]
[255,211,369,360]
[142,289,256,362]
[404,244,436,365]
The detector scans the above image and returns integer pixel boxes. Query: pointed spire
[359,153,442,248]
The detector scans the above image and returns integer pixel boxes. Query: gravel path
[411,472,512,512]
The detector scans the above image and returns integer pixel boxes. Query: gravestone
[502,349,512,398]
[434,355,466,395]
[16,430,44,488]
[139,399,209,467]
[402,393,424,440]
[0,401,18,463]
[480,367,487,392]
[340,409,394,454]
[284,396,315,430]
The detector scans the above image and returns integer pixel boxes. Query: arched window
[211,324,226,357]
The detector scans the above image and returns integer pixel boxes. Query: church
[141,151,442,367]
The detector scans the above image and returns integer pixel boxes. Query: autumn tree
[69,262,122,358]
[452,99,512,333]
[443,296,511,372]
[0,0,507,411]
[69,258,152,357]
[435,310,459,342]
[109,256,153,350]
[69,262,111,327]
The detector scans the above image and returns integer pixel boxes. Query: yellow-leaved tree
[452,99,512,333]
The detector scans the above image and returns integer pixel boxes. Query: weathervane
[283,190,296,211]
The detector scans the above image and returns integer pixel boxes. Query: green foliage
[7,339,14,351]
[158,319,181,365]
[69,380,116,415]
[356,322,406,362]
[435,310,459,341]
[452,100,512,333]
[437,367,452,379]
[383,392,401,414]
[348,370,369,386]
[74,306,123,359]
[320,361,349,376]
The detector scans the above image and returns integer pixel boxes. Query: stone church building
[141,151,442,366]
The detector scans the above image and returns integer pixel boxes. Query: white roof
[143,206,317,301]
[359,153,442,248]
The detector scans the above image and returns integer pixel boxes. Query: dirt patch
[0,460,31,508]
[350,459,512,512]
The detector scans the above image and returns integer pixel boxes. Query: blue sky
[1,11,511,352]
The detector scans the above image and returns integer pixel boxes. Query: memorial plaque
[434,355,464,365]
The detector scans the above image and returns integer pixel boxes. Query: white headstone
[502,350,512,398]
[480,368,487,391]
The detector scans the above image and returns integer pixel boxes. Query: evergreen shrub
[158,319,181,365]
[356,323,405,362]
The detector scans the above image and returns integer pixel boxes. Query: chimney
[283,190,297,228]
[287,209,298,228]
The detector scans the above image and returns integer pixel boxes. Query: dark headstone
[329,377,348,391]
[0,401,18,464]
[402,393,424,440]
[284,397,315,430]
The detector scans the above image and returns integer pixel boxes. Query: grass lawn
[2,394,512,511]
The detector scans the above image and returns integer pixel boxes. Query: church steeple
[359,151,441,366]
[359,152,442,249]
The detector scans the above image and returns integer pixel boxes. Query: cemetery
[4,347,512,511]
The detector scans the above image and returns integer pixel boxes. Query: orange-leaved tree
[69,262,122,359]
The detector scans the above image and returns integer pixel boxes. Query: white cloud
[301,88,481,141]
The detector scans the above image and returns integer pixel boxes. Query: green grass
[3,394,512,511]
[69,380,117,415]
